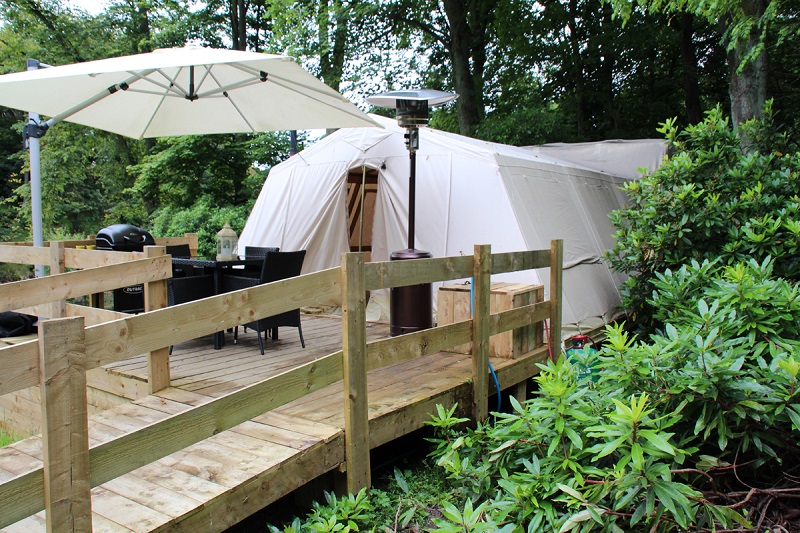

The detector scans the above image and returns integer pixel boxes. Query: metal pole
[289,130,298,155]
[408,147,416,250]
[358,165,366,252]
[27,59,45,278]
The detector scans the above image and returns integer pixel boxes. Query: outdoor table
[171,256,263,349]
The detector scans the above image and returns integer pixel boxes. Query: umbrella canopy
[0,45,377,278]
[0,46,377,138]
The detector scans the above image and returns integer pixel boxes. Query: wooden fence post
[144,246,171,393]
[341,252,370,493]
[38,316,92,533]
[49,241,66,319]
[184,233,199,257]
[549,239,563,359]
[472,244,491,422]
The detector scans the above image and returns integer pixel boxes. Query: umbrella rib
[144,68,190,98]
[267,76,372,124]
[44,72,151,126]
[207,70,257,132]
[246,67,349,102]
[196,78,263,98]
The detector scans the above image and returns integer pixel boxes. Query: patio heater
[366,89,458,336]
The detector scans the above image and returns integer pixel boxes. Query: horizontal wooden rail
[364,255,472,291]
[0,245,563,529]
[0,340,38,397]
[491,249,551,274]
[0,256,172,314]
[0,350,346,527]
[66,304,130,326]
[490,301,551,336]
[64,248,141,269]
[13,303,130,325]
[0,268,341,397]
[0,244,49,266]
[366,320,473,371]
[84,267,341,368]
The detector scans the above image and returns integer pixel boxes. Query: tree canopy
[0,0,796,247]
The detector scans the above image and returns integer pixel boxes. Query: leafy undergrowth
[267,256,800,532]
[0,427,20,447]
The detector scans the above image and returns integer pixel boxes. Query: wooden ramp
[0,315,547,532]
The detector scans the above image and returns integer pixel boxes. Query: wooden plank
[63,249,141,270]
[251,411,343,443]
[84,267,341,369]
[155,448,252,488]
[87,367,149,402]
[341,252,370,492]
[0,340,39,397]
[489,302,551,338]
[38,317,92,533]
[0,445,42,474]
[365,320,472,371]
[0,469,44,528]
[86,349,345,489]
[364,255,472,291]
[549,240,564,357]
[66,304,129,327]
[491,249,551,274]
[89,485,173,533]
[49,241,66,319]
[153,233,198,257]
[0,245,49,266]
[472,245,491,422]
[158,431,344,533]
[144,247,170,394]
[0,256,171,314]
[101,474,202,520]
[231,420,327,451]
[0,512,47,533]
[128,462,225,505]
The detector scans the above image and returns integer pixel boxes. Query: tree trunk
[231,0,247,50]
[567,0,586,136]
[727,0,767,127]
[441,0,495,136]
[678,14,703,124]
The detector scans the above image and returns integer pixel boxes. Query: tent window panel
[346,169,379,259]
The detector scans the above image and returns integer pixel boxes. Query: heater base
[390,249,433,336]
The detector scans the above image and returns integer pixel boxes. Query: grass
[0,427,20,447]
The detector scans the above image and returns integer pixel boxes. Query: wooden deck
[0,315,548,532]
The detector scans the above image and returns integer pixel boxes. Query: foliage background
[1,0,796,249]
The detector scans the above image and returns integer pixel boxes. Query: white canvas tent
[240,115,635,338]
[524,139,668,181]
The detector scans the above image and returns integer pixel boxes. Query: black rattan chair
[166,244,194,277]
[241,246,279,277]
[225,250,306,354]
[167,275,214,353]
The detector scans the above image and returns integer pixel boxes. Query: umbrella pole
[28,122,44,278]
[27,59,46,278]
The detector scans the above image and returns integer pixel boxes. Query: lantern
[216,222,238,261]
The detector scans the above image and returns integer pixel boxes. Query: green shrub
[608,102,800,331]
[148,195,252,256]
[426,257,800,532]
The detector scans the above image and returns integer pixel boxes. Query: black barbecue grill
[96,224,155,313]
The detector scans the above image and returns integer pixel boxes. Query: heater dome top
[366,89,457,108]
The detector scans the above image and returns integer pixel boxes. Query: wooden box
[438,282,544,358]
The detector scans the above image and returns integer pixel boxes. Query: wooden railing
[0,240,563,532]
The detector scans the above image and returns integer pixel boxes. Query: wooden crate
[438,282,544,358]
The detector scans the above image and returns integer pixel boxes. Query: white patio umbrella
[0,45,378,275]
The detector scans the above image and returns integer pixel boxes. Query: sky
[66,0,107,15]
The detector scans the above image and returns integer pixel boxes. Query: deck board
[0,315,547,532]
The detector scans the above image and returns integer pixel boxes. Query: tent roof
[240,116,642,338]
